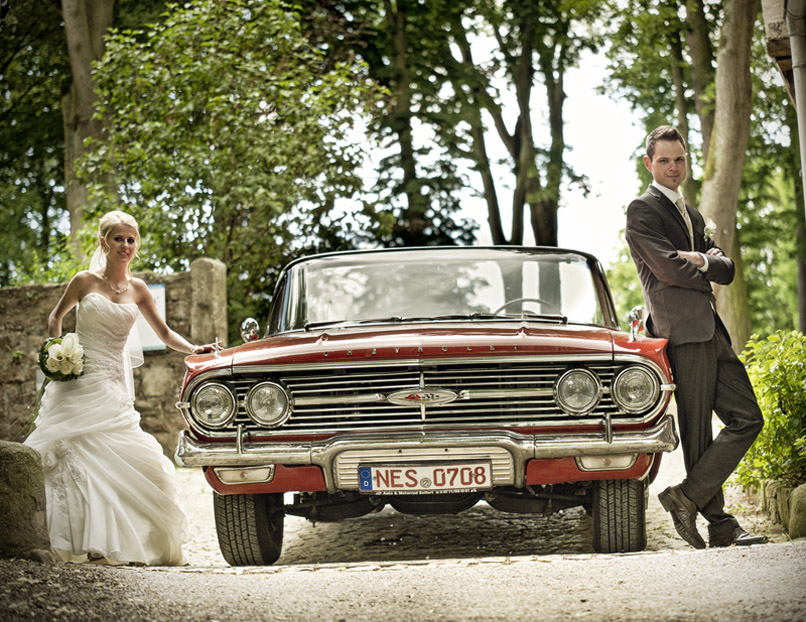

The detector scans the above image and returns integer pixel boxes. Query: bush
[735,331,806,488]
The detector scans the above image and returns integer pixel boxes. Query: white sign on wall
[135,283,167,351]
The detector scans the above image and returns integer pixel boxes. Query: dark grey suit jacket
[625,185,734,346]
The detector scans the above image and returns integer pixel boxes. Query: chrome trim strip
[457,388,555,399]
[174,415,679,492]
[229,353,618,375]
[294,393,387,406]
[294,387,556,406]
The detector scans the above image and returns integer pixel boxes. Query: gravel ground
[0,417,795,621]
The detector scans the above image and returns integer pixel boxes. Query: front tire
[213,492,284,566]
[592,479,646,553]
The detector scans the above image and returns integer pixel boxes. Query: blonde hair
[98,210,141,276]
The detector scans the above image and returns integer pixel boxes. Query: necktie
[675,196,694,250]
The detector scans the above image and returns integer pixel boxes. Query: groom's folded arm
[626,201,714,292]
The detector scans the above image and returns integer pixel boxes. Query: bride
[24,210,213,565]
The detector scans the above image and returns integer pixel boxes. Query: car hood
[185,322,656,379]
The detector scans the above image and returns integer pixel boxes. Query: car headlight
[555,368,601,415]
[190,382,237,428]
[245,381,290,427]
[612,366,660,414]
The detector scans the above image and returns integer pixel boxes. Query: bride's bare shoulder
[67,270,102,291]
[130,277,152,302]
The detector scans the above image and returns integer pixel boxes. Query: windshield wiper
[303,316,403,331]
[495,312,568,324]
[409,312,568,324]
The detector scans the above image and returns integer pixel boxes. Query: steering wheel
[493,297,551,315]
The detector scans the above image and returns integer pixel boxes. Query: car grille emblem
[386,388,458,406]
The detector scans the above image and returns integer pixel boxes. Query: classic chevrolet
[175,246,678,565]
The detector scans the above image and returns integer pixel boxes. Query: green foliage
[604,242,645,330]
[601,2,803,337]
[0,0,70,285]
[734,25,802,338]
[735,331,806,488]
[82,0,383,340]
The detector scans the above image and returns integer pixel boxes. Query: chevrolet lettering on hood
[175,246,677,566]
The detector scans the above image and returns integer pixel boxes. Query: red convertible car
[175,247,677,565]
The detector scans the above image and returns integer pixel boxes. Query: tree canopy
[80,0,384,329]
[0,0,802,341]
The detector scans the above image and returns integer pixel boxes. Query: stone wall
[0,258,227,456]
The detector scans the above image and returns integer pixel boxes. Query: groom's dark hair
[646,126,687,161]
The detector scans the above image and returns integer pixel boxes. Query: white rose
[45,357,61,373]
[61,333,79,358]
[59,359,74,375]
[73,360,84,375]
[704,218,717,241]
[47,343,64,363]
[66,344,84,365]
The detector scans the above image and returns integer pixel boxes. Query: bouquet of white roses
[38,333,84,381]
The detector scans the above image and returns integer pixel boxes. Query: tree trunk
[713,232,752,349]
[530,39,563,247]
[510,14,537,246]
[698,0,759,351]
[61,0,116,250]
[684,0,715,163]
[452,21,507,245]
[383,0,426,242]
[669,28,697,202]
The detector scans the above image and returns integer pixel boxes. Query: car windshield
[275,248,613,332]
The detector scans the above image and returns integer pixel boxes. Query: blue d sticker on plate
[359,466,373,491]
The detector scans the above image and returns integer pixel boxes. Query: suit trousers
[666,324,764,527]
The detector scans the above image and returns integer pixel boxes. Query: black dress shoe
[708,525,768,548]
[658,485,706,549]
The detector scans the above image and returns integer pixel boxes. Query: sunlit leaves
[81,0,381,337]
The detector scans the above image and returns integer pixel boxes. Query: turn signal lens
[555,368,601,415]
[612,366,659,414]
[190,382,236,428]
[246,381,290,427]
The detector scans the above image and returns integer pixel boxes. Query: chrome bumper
[175,415,678,492]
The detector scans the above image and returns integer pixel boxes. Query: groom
[625,125,765,548]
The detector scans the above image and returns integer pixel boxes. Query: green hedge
[735,331,806,489]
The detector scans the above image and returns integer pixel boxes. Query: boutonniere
[704,218,717,242]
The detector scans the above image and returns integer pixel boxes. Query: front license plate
[358,462,493,494]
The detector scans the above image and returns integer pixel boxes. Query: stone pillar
[0,441,57,562]
[190,258,228,347]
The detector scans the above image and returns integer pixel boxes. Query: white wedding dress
[24,292,187,565]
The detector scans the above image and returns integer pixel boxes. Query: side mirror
[240,317,260,343]
[628,306,644,342]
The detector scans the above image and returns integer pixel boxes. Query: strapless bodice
[76,292,138,371]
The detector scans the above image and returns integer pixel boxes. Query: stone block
[0,440,56,562]
[776,484,794,531]
[788,484,806,540]
[191,257,228,346]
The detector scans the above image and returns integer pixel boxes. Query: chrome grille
[226,360,654,434]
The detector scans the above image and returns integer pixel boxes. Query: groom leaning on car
[624,125,765,549]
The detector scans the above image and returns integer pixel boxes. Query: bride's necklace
[102,272,129,295]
